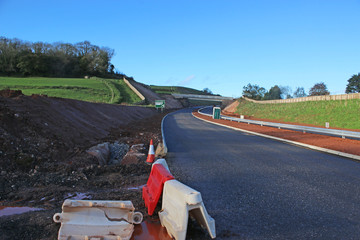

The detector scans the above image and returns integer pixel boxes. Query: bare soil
[0,89,170,239]
[222,100,239,113]
[128,81,183,109]
[194,111,360,156]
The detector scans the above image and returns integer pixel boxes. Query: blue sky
[1,0,359,97]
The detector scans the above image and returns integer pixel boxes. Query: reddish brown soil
[194,111,360,156]
[223,100,239,113]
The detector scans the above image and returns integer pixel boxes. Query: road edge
[161,111,174,155]
[192,112,360,162]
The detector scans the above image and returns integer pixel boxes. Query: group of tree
[242,84,309,100]
[202,88,213,95]
[242,82,332,100]
[243,73,360,101]
[346,73,360,93]
[0,36,126,78]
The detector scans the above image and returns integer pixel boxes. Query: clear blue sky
[1,0,359,97]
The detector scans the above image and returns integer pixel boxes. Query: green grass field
[150,85,211,95]
[0,77,141,104]
[235,98,360,130]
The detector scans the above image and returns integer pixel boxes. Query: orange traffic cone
[146,139,155,164]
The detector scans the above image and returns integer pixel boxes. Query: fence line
[243,93,360,104]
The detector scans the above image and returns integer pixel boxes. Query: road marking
[192,112,360,162]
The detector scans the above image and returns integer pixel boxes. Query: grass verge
[0,77,141,104]
[150,85,210,95]
[235,98,360,130]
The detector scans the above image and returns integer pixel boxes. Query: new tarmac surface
[163,108,360,239]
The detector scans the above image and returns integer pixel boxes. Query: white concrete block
[159,180,216,240]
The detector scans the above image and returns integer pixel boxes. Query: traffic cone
[146,139,155,164]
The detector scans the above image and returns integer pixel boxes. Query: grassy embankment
[235,98,360,130]
[150,85,222,105]
[150,85,210,95]
[0,77,141,104]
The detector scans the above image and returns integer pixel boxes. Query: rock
[87,141,130,165]
[129,144,145,153]
[155,142,167,158]
[121,152,146,165]
[121,143,146,165]
[86,142,110,165]
[108,142,129,165]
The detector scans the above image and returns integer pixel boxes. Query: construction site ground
[2,89,359,239]
[0,89,173,240]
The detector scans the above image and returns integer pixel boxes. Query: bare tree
[293,87,307,98]
[280,86,292,99]
[309,82,330,96]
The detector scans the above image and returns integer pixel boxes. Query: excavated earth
[0,89,171,240]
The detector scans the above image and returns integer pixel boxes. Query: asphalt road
[163,108,360,240]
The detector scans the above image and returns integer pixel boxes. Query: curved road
[163,108,360,239]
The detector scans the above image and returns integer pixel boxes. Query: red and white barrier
[142,163,174,215]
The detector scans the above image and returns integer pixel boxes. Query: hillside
[0,89,156,171]
[0,77,141,104]
[231,98,360,130]
[150,85,212,95]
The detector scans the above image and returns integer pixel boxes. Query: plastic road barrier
[159,180,216,240]
[53,199,143,240]
[143,163,174,215]
[152,158,171,173]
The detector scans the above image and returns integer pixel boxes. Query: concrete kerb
[161,113,168,154]
[161,110,178,156]
[193,110,360,162]
[161,108,199,154]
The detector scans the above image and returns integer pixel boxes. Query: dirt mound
[0,94,157,171]
[0,89,23,98]
[223,99,239,113]
[162,94,183,109]
[0,93,171,239]
[129,80,161,104]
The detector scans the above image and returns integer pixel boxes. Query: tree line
[243,74,360,100]
[0,36,127,79]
